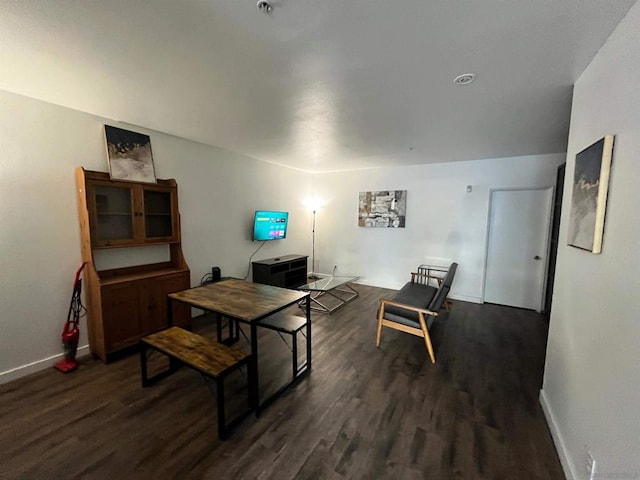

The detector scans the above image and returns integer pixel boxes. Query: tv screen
[253,210,289,241]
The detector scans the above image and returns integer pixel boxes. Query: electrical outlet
[586,449,596,480]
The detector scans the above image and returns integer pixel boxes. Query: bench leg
[139,344,181,386]
[247,361,254,411]
[216,378,227,440]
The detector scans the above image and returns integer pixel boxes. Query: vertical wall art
[104,125,157,183]
[567,135,615,254]
[358,190,407,228]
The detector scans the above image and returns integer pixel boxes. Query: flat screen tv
[253,210,289,241]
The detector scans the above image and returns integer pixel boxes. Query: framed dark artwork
[567,135,614,254]
[104,125,157,183]
[358,190,407,228]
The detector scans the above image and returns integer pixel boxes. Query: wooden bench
[258,313,308,382]
[140,326,253,440]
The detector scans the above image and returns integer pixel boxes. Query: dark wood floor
[0,284,564,480]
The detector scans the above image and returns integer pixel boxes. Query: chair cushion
[383,283,437,326]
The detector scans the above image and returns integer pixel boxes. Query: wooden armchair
[376,263,457,363]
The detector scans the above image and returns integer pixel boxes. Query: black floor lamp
[308,209,320,280]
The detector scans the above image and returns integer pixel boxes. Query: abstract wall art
[358,190,407,228]
[567,135,614,254]
[104,125,157,183]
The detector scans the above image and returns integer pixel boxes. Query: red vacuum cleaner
[54,262,87,373]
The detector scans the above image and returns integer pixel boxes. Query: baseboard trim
[539,388,576,480]
[0,344,91,385]
[354,280,481,304]
[447,293,481,304]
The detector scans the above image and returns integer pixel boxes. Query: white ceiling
[0,0,636,172]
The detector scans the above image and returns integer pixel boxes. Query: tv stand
[252,254,308,289]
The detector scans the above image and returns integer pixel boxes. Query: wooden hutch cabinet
[86,178,180,247]
[76,168,191,362]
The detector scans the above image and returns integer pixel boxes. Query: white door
[484,188,553,311]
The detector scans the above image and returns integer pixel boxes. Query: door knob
[533,255,541,260]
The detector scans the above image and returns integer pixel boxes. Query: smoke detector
[453,73,476,85]
[257,0,273,13]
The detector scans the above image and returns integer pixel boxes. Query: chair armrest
[379,298,439,317]
[410,270,446,285]
[410,271,421,282]
[419,264,449,273]
[410,271,433,283]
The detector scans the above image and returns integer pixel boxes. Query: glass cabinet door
[143,189,174,238]
[93,185,134,242]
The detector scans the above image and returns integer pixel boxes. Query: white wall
[311,153,565,300]
[0,90,310,383]
[0,88,565,383]
[540,2,640,479]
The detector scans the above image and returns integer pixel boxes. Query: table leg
[167,297,174,327]
[216,314,240,345]
[250,323,260,416]
[306,294,312,371]
[216,313,223,342]
[140,342,149,387]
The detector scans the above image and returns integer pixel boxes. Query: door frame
[480,186,555,311]
[544,164,566,317]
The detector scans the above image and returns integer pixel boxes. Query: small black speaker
[211,266,221,282]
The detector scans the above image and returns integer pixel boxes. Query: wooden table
[167,279,311,413]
